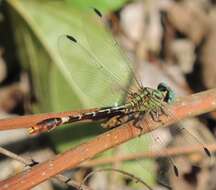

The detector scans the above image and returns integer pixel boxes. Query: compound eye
[157,82,168,92]
[167,91,175,103]
[157,83,175,103]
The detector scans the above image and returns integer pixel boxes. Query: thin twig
[0,146,90,190]
[79,168,153,190]
[0,89,216,190]
[0,147,33,166]
[80,144,216,167]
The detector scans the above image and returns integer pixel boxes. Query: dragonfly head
[157,83,175,103]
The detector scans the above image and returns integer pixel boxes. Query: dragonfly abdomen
[28,105,129,135]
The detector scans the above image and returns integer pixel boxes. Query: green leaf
[7,0,156,187]
[7,0,131,144]
[7,0,100,149]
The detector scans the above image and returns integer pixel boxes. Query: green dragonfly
[28,7,211,188]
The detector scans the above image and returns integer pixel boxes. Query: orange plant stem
[0,88,216,190]
[0,108,98,130]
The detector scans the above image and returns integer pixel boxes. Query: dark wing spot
[64,178,71,184]
[66,35,77,43]
[28,159,39,167]
[173,165,179,177]
[93,8,102,18]
[204,147,211,157]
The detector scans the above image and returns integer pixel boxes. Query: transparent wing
[122,110,176,189]
[58,8,140,108]
[125,102,212,189]
[81,8,143,91]
[57,7,213,189]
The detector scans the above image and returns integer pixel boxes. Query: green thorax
[126,83,175,112]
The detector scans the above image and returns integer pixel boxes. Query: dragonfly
[28,7,211,188]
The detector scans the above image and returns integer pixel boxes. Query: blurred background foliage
[1,0,155,188]
[1,0,216,190]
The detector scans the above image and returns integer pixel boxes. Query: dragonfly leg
[133,112,162,137]
[102,114,131,129]
[150,106,168,124]
[103,112,142,132]
[160,104,169,116]
[150,109,161,122]
[101,117,118,129]
[132,113,146,136]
